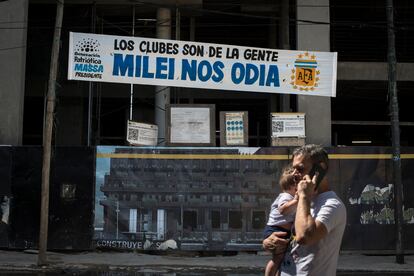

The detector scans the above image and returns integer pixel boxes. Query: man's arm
[294,194,327,245]
[294,176,327,245]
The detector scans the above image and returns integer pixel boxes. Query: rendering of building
[96,147,284,250]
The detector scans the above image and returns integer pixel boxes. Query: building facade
[2,0,412,147]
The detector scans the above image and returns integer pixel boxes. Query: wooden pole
[280,0,290,111]
[38,0,64,266]
[386,0,404,264]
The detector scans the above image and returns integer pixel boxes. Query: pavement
[0,250,413,274]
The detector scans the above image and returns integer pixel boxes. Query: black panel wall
[8,147,95,250]
[0,146,12,248]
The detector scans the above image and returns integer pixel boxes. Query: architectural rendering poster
[68,32,337,97]
[94,146,414,251]
[94,146,289,250]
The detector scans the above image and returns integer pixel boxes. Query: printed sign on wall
[220,111,248,146]
[126,121,158,146]
[68,32,337,97]
[166,104,216,146]
[271,113,305,138]
[225,113,245,145]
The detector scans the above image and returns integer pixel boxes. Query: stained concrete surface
[0,250,413,275]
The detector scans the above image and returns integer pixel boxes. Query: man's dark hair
[292,144,329,170]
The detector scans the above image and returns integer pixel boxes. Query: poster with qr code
[127,121,158,146]
[271,113,305,138]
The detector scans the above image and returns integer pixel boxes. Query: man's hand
[262,232,289,254]
[297,174,318,199]
[294,174,328,245]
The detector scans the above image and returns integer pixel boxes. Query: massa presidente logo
[290,52,320,92]
[73,37,103,78]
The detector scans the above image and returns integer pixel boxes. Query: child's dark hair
[279,166,296,191]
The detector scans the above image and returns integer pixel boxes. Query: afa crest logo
[291,52,320,91]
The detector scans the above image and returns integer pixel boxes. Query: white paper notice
[170,107,210,143]
[271,113,305,137]
[127,121,158,146]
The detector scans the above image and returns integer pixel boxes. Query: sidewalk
[0,250,413,274]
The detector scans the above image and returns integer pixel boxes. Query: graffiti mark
[351,184,414,225]
[349,184,393,205]
[360,207,394,224]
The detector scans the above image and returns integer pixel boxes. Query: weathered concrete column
[0,0,28,145]
[297,0,331,146]
[155,8,171,145]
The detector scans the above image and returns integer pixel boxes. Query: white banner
[68,32,337,97]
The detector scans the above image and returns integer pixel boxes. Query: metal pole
[87,4,96,146]
[38,0,64,266]
[129,5,135,121]
[279,0,290,112]
[386,0,404,264]
[189,17,195,42]
[189,17,195,104]
[116,200,120,239]
[155,8,171,145]
[175,7,181,41]
[279,0,290,50]
[174,8,181,104]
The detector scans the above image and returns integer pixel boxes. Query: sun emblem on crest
[290,52,320,91]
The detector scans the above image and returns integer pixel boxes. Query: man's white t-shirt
[280,191,347,276]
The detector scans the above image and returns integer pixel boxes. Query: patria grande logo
[75,38,101,53]
[290,52,320,91]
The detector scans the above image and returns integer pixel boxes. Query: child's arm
[278,193,299,215]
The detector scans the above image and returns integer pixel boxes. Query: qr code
[272,121,284,133]
[128,128,139,141]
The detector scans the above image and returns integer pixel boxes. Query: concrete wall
[338,62,414,81]
[296,0,331,146]
[0,0,28,145]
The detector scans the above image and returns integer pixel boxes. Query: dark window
[252,211,266,229]
[211,211,220,229]
[183,210,197,231]
[229,210,242,229]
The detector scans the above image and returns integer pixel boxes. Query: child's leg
[265,252,284,276]
[265,259,277,276]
